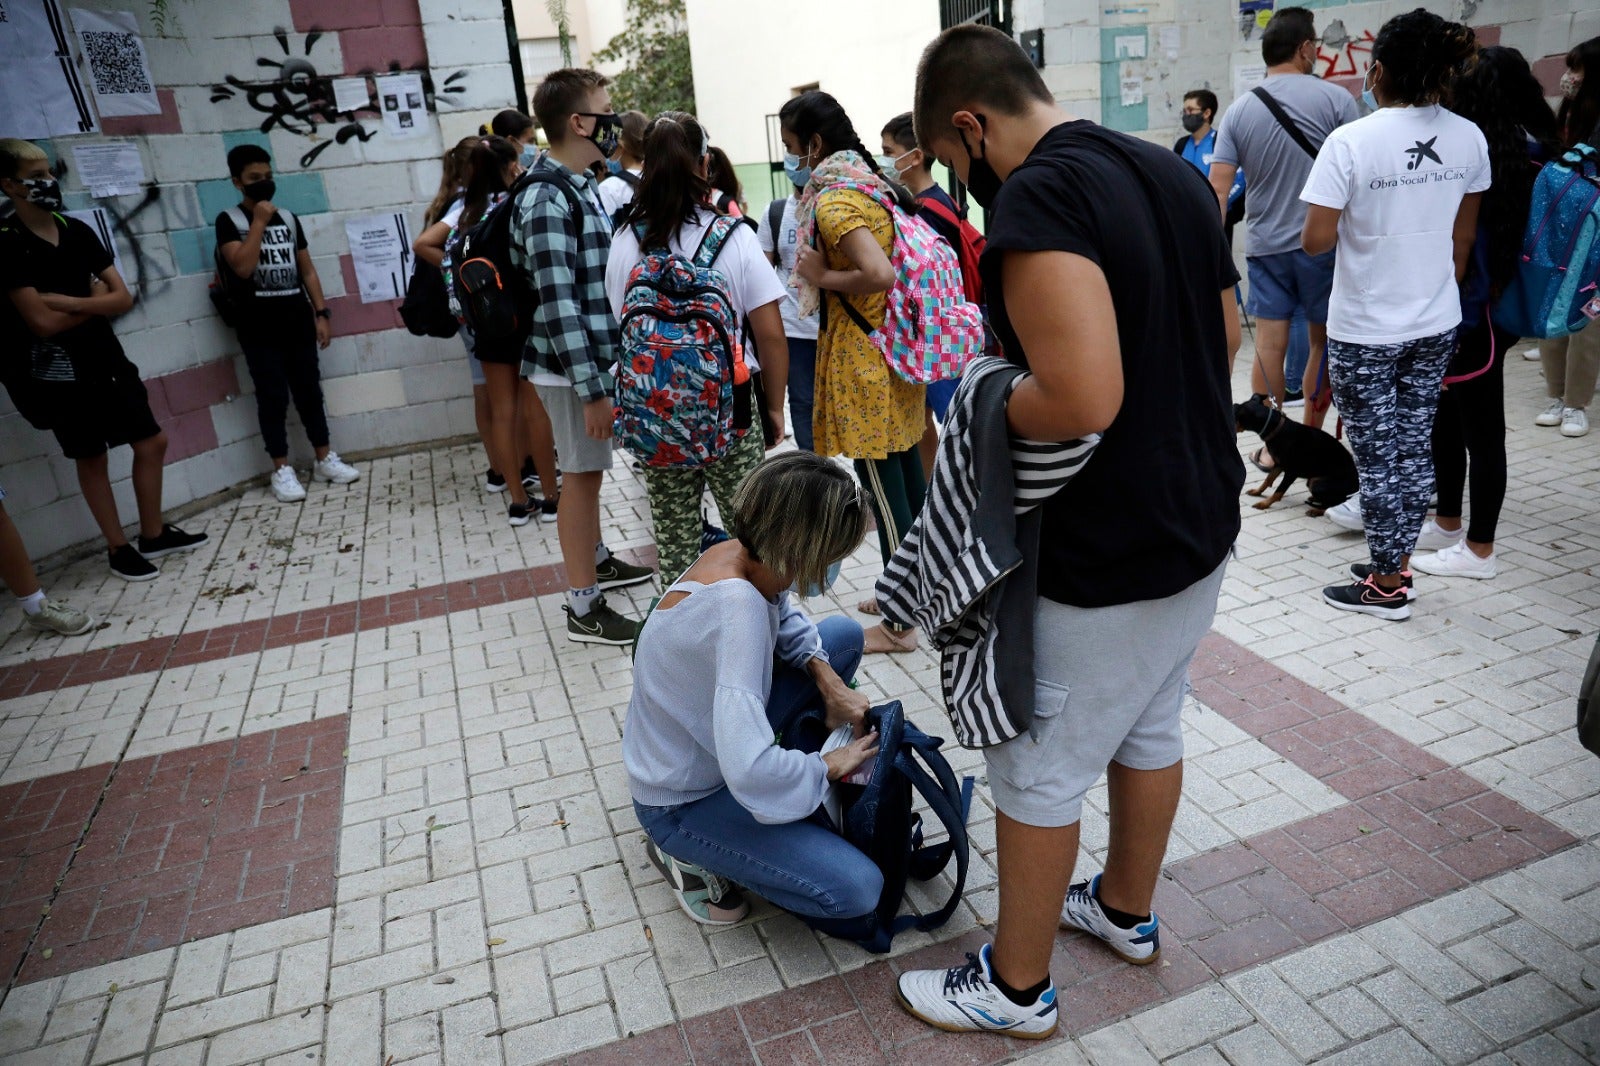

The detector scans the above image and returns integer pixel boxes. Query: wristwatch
[314,307,331,319]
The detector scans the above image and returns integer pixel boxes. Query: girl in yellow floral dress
[781,91,927,654]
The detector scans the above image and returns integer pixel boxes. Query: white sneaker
[1414,518,1466,553]
[314,451,361,484]
[1412,540,1498,580]
[1562,407,1589,438]
[1536,399,1565,427]
[1326,496,1364,533]
[1522,347,1542,361]
[895,944,1059,1040]
[1060,873,1163,965]
[26,599,94,636]
[270,466,307,502]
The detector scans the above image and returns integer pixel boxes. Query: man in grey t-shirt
[1210,7,1358,431]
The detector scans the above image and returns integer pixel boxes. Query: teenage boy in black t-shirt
[0,138,207,582]
[893,28,1243,1039]
[215,145,358,504]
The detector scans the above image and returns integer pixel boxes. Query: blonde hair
[0,139,48,181]
[731,453,868,594]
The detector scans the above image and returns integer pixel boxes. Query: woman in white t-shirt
[1299,9,1486,622]
[606,112,790,584]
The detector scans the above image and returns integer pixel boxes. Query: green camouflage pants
[645,429,766,585]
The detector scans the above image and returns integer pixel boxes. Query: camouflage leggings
[644,430,766,584]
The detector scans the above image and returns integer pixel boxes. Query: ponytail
[620,111,712,251]
[778,90,918,212]
[460,136,518,232]
[424,135,479,227]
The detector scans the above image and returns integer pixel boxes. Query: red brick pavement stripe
[5,716,348,984]
[0,548,656,701]
[556,632,1578,1066]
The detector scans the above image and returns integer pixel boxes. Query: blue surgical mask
[783,151,812,187]
[875,149,915,184]
[606,158,624,176]
[1361,69,1379,113]
[520,143,539,168]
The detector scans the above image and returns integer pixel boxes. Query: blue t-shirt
[1179,129,1245,206]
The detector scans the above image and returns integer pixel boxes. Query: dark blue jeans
[634,617,881,928]
[786,336,818,452]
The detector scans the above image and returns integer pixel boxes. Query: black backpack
[400,258,458,338]
[450,171,582,343]
[780,699,973,953]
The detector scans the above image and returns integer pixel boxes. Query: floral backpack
[820,180,985,384]
[615,216,752,468]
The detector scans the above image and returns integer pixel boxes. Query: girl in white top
[597,109,646,221]
[1299,10,1488,620]
[605,111,791,583]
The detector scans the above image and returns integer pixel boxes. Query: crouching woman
[625,452,883,931]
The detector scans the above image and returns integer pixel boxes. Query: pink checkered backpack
[819,180,985,384]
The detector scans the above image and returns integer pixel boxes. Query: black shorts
[41,375,162,460]
[472,332,526,367]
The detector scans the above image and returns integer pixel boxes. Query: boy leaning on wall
[0,138,208,582]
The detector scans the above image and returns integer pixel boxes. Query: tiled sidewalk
[0,343,1595,1065]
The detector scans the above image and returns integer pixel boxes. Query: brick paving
[0,342,1595,1064]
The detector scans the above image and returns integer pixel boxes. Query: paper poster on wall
[1158,26,1181,59]
[0,0,99,137]
[1233,63,1268,97]
[70,140,145,197]
[1120,74,1145,107]
[375,73,426,139]
[345,213,413,303]
[1114,35,1146,59]
[331,76,371,116]
[70,7,159,118]
[65,207,124,276]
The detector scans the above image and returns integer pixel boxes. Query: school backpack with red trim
[917,194,986,305]
[449,170,581,343]
[615,216,753,468]
[818,180,985,384]
[1495,144,1600,340]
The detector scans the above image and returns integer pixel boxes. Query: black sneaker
[109,544,159,582]
[521,455,536,485]
[508,501,532,527]
[565,596,642,646]
[595,554,654,591]
[539,495,559,524]
[1349,563,1417,601]
[485,469,506,493]
[1323,576,1411,620]
[137,525,208,560]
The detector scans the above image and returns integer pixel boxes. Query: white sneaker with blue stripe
[894,943,1058,1039]
[1060,874,1162,965]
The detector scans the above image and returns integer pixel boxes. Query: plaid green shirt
[510,155,619,403]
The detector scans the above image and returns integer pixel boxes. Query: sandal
[857,597,882,616]
[864,623,919,654]
[646,839,748,926]
[1250,447,1279,475]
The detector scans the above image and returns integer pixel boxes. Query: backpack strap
[691,213,741,270]
[1250,86,1322,159]
[766,197,785,249]
[917,194,960,230]
[886,731,974,938]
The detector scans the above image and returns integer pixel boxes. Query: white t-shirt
[757,194,819,341]
[605,208,787,371]
[1301,105,1491,345]
[598,168,641,222]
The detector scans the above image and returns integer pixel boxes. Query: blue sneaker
[1060,874,1161,965]
[895,944,1058,1039]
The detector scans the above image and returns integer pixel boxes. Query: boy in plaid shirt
[512,69,653,646]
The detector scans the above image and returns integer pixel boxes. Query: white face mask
[874,149,917,183]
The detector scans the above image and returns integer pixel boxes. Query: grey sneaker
[26,599,94,636]
[644,838,748,926]
[595,554,654,591]
[564,596,641,646]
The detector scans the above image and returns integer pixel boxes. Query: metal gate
[940,0,1012,33]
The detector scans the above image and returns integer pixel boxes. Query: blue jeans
[634,617,882,928]
[786,337,818,452]
[1285,309,1311,393]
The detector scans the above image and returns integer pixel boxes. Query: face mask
[606,158,624,176]
[1181,113,1206,134]
[1361,68,1379,113]
[520,143,539,168]
[16,176,63,210]
[875,149,915,184]
[783,151,813,187]
[958,119,1001,210]
[242,178,275,203]
[580,112,621,158]
[1561,71,1583,100]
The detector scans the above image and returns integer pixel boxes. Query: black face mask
[242,178,276,203]
[959,118,1001,211]
[579,112,622,158]
[1181,113,1207,133]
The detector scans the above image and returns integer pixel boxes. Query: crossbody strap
[1251,86,1322,159]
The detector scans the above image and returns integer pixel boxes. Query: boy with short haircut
[511,69,653,646]
[215,144,358,503]
[0,138,207,582]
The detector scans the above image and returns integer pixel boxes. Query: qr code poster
[71,6,159,117]
[0,0,98,137]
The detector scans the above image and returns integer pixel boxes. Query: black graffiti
[209,27,468,169]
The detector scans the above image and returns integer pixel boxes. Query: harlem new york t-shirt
[215,208,314,334]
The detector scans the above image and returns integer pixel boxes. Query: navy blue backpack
[783,699,974,954]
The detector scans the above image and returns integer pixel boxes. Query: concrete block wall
[3,0,518,560]
[1018,0,1589,147]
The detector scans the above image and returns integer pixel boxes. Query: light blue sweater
[624,579,830,824]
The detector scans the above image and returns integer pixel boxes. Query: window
[520,37,566,85]
[791,82,820,97]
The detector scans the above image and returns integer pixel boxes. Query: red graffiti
[1316,30,1374,79]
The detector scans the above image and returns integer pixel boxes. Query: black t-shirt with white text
[980,121,1243,608]
[215,207,313,333]
[0,214,129,383]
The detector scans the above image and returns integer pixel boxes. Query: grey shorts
[534,383,614,474]
[985,558,1229,828]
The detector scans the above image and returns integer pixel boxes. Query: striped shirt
[876,358,1099,748]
